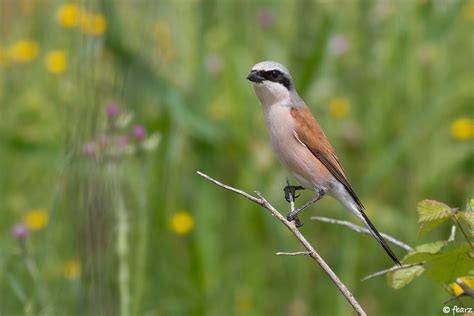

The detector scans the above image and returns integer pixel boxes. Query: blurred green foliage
[0,0,473,315]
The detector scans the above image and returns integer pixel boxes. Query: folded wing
[290,106,400,265]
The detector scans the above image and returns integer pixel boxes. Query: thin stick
[197,171,367,316]
[276,251,310,256]
[311,216,413,252]
[361,262,425,281]
[196,171,262,204]
[452,213,474,251]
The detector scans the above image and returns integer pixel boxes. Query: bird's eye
[270,70,279,78]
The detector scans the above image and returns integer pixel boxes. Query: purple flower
[82,143,97,156]
[118,135,129,147]
[329,35,350,56]
[106,104,120,119]
[256,8,275,27]
[133,125,146,140]
[12,224,28,240]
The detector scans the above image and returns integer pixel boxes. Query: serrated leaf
[461,211,474,230]
[417,200,454,235]
[424,243,474,283]
[403,241,447,264]
[417,199,453,223]
[387,265,424,289]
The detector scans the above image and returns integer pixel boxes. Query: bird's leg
[283,179,305,203]
[286,189,325,227]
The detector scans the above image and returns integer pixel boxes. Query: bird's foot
[283,185,304,202]
[286,212,303,227]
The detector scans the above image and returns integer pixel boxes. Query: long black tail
[358,208,401,265]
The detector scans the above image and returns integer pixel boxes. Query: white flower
[116,113,134,128]
[142,132,161,151]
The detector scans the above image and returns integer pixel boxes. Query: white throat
[252,81,291,107]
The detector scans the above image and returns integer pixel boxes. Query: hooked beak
[247,70,264,83]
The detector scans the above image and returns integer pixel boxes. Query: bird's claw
[284,185,302,202]
[287,212,303,227]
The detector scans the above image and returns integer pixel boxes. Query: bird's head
[247,61,299,106]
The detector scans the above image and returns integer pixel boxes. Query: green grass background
[0,0,473,315]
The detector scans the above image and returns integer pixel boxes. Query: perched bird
[247,61,400,265]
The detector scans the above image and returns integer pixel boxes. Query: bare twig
[456,278,474,298]
[311,216,413,252]
[197,171,367,316]
[276,251,310,256]
[361,262,425,281]
[196,171,262,205]
[443,295,461,304]
[448,225,456,242]
[452,213,474,251]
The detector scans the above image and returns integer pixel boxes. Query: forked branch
[311,216,413,252]
[361,262,425,281]
[197,171,367,316]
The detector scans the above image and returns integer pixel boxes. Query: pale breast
[263,104,330,190]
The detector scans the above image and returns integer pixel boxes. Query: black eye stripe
[262,69,281,78]
[257,69,291,90]
[258,69,282,81]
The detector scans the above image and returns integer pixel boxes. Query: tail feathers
[356,208,401,266]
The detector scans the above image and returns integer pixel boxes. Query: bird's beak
[247,70,264,83]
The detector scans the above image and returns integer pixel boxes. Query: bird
[247,60,400,265]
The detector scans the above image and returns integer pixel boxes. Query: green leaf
[424,243,474,283]
[414,240,448,254]
[417,200,454,235]
[388,240,447,289]
[387,265,424,289]
[469,198,474,211]
[403,241,447,264]
[417,199,452,223]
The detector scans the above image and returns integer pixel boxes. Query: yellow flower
[80,12,107,36]
[57,3,79,28]
[463,0,474,22]
[329,97,351,118]
[9,40,39,63]
[44,49,66,74]
[170,211,194,235]
[63,259,81,280]
[154,22,176,61]
[451,118,474,140]
[45,50,66,74]
[452,277,474,296]
[24,208,48,231]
